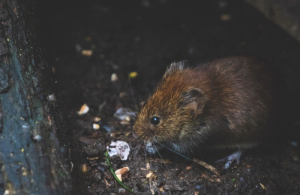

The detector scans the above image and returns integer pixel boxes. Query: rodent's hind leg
[216,150,243,169]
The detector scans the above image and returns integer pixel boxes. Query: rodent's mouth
[133,128,154,142]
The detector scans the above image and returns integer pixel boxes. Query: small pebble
[47,94,56,101]
[97,165,105,172]
[33,135,42,142]
[195,185,204,190]
[239,177,245,183]
[75,44,82,52]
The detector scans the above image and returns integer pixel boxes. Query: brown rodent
[133,56,283,154]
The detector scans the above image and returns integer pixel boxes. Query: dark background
[37,0,300,194]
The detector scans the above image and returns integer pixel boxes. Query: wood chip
[186,166,192,170]
[192,158,220,176]
[87,156,99,161]
[146,172,153,179]
[260,183,266,190]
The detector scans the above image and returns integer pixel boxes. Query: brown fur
[133,56,281,154]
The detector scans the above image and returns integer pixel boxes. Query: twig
[192,158,220,176]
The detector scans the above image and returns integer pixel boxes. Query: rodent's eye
[150,116,160,125]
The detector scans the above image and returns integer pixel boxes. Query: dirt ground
[39,0,300,194]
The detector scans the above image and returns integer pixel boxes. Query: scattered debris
[33,135,42,142]
[114,108,136,121]
[186,166,192,170]
[146,161,151,170]
[102,125,112,133]
[77,104,89,115]
[115,167,130,181]
[93,117,101,122]
[129,71,138,78]
[69,148,74,172]
[120,120,130,125]
[118,188,126,193]
[104,178,110,187]
[192,158,220,176]
[82,164,89,173]
[107,141,130,160]
[4,190,10,195]
[111,73,118,82]
[146,171,154,179]
[47,94,56,102]
[87,156,99,161]
[47,115,52,126]
[260,183,266,190]
[93,123,100,130]
[22,123,30,130]
[82,50,93,56]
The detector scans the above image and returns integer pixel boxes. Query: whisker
[112,81,137,117]
[154,139,192,161]
[152,142,175,178]
[133,141,143,158]
[128,76,139,112]
[154,139,220,175]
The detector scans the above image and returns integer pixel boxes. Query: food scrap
[115,167,130,181]
[107,141,130,160]
[93,123,100,130]
[77,104,89,115]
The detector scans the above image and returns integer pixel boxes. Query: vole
[133,56,283,168]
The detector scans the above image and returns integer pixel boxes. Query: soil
[38,0,300,194]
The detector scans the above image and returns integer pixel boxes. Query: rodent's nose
[140,129,154,139]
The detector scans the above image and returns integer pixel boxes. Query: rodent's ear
[181,88,206,116]
[164,60,189,77]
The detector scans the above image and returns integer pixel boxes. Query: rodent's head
[133,61,207,151]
